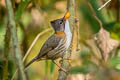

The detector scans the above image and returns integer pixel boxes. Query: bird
[25,12,72,72]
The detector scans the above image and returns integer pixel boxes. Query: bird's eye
[59,21,63,25]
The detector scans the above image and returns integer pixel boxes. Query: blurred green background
[0,0,120,80]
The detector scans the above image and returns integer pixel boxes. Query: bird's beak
[63,12,70,21]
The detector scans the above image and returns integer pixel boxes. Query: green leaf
[45,60,49,74]
[69,60,98,74]
[83,60,98,71]
[80,50,91,60]
[103,21,116,31]
[0,24,5,49]
[79,4,100,33]
[89,0,105,23]
[40,0,57,11]
[110,23,120,41]
[15,0,32,21]
[8,60,15,79]
[69,66,88,74]
[111,32,120,41]
[112,23,120,31]
[50,61,55,76]
[79,0,106,33]
[108,57,120,68]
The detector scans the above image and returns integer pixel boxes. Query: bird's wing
[37,34,63,58]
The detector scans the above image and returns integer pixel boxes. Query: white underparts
[64,20,72,49]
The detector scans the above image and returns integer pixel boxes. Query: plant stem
[2,23,10,80]
[57,0,75,80]
[5,0,26,80]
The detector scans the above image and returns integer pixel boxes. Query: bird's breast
[64,20,72,49]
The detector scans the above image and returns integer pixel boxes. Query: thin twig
[87,1,105,60]
[11,28,52,80]
[98,0,111,11]
[88,2,103,28]
[75,18,80,51]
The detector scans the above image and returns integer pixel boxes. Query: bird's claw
[62,58,72,63]
[59,68,68,73]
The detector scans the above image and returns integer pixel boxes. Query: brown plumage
[25,12,71,72]
[25,33,66,68]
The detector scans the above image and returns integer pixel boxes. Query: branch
[57,0,75,80]
[5,0,26,80]
[87,2,103,28]
[71,18,79,53]
[98,0,111,11]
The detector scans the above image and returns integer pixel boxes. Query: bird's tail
[25,56,38,69]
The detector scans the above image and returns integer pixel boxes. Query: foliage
[0,0,120,80]
[69,0,120,80]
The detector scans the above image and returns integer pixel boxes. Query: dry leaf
[95,28,119,61]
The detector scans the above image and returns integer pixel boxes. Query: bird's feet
[52,60,68,73]
[59,57,72,64]
[59,67,68,73]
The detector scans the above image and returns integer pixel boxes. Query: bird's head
[51,12,70,32]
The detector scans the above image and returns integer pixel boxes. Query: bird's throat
[55,31,65,36]
[64,20,72,49]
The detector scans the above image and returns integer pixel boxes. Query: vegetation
[0,0,120,80]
